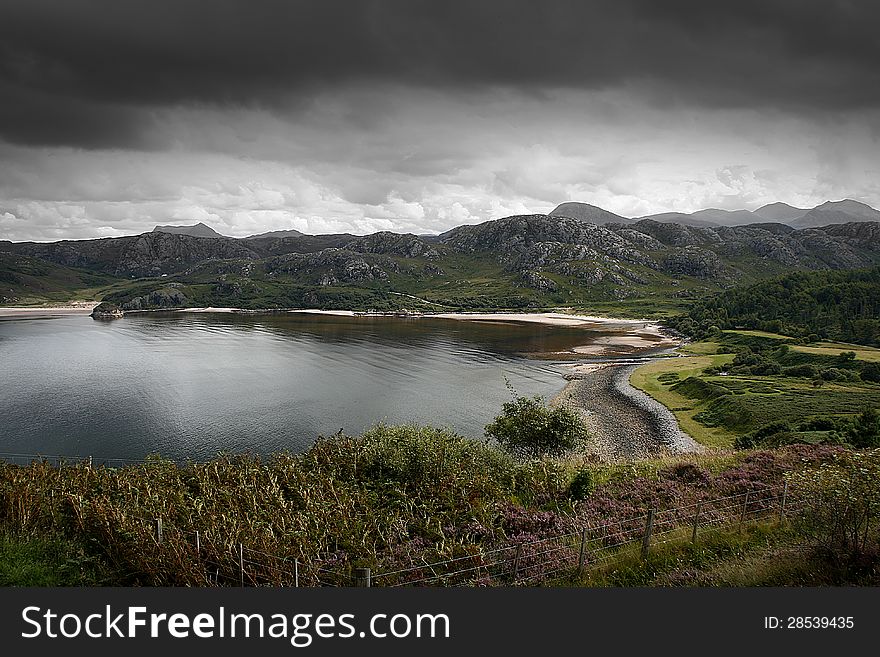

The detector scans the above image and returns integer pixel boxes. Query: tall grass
[0,427,844,586]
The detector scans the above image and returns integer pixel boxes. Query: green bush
[787,449,880,557]
[848,408,880,448]
[485,396,589,459]
[568,470,595,500]
[735,421,791,449]
[861,362,880,383]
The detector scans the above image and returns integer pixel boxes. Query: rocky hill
[152,222,226,238]
[548,202,632,225]
[3,211,880,311]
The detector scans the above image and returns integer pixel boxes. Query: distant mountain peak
[753,202,808,223]
[244,228,306,239]
[791,199,880,228]
[549,202,633,225]
[152,222,225,238]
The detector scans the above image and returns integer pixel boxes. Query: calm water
[0,312,599,461]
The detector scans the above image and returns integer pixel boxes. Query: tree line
[667,267,880,346]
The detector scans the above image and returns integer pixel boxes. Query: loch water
[0,312,601,462]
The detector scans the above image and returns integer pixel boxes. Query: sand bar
[0,302,99,318]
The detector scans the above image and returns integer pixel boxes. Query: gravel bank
[555,361,704,461]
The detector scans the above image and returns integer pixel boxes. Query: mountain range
[4,199,880,313]
[145,199,880,241]
[551,199,880,229]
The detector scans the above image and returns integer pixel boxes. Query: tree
[849,408,880,448]
[485,395,589,459]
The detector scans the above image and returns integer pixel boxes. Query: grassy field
[722,330,880,362]
[725,329,791,340]
[631,334,880,448]
[791,343,880,362]
[629,349,737,448]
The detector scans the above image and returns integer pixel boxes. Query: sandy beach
[0,302,99,318]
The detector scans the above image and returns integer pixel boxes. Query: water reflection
[0,313,596,461]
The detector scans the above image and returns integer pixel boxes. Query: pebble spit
[555,360,704,461]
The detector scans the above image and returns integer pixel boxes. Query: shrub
[661,462,710,485]
[485,396,589,459]
[820,368,847,381]
[568,470,595,500]
[787,449,880,557]
[848,408,880,449]
[782,364,818,378]
[861,362,880,383]
[735,421,791,449]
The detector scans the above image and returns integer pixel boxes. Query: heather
[0,426,845,586]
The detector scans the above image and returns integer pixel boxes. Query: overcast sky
[1,0,879,241]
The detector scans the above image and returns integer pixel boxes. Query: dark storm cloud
[1,0,879,148]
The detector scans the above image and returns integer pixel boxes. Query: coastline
[1,301,694,461]
[554,359,703,461]
[0,302,99,318]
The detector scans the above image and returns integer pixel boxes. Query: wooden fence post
[739,492,750,532]
[195,530,200,554]
[577,528,588,573]
[641,509,654,560]
[779,482,788,522]
[156,518,163,545]
[512,543,524,581]
[691,503,702,543]
[355,567,371,587]
[294,558,299,588]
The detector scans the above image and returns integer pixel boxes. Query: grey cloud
[1,1,879,148]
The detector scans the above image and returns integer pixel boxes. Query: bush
[787,449,880,557]
[820,368,848,381]
[782,364,818,378]
[568,470,595,500]
[485,396,589,459]
[849,408,880,448]
[861,362,880,383]
[735,421,791,449]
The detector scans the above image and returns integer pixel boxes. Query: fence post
[512,543,523,581]
[779,482,788,522]
[195,530,200,554]
[691,503,702,543]
[294,558,299,588]
[156,518,163,545]
[577,528,588,573]
[239,543,245,587]
[355,567,371,587]
[641,509,654,560]
[739,492,750,532]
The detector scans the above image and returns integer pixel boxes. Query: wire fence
[366,484,799,587]
[0,451,804,587]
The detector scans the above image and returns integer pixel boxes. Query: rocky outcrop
[661,247,726,279]
[121,288,190,311]
[266,249,397,285]
[90,301,124,319]
[346,232,440,259]
[519,270,559,292]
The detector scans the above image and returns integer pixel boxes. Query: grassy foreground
[0,425,869,586]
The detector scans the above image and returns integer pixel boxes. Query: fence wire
[0,452,803,587]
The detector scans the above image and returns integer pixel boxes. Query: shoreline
[554,358,702,461]
[0,302,99,318]
[1,301,694,461]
